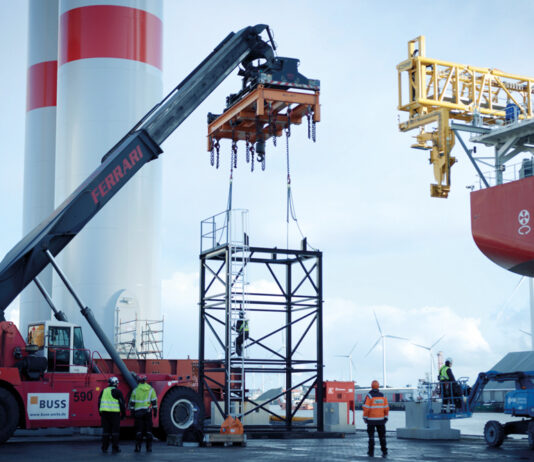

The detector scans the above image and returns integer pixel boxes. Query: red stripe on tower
[59,5,162,69]
[26,60,58,111]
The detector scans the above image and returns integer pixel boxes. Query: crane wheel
[0,388,19,444]
[484,420,505,448]
[159,386,205,438]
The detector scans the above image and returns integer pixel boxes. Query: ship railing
[473,157,534,190]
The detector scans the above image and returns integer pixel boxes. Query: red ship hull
[471,176,534,276]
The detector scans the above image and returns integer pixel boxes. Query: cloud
[5,302,19,327]
[161,272,199,359]
[324,299,501,388]
[160,271,512,390]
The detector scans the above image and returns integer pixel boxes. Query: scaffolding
[198,209,324,432]
[114,315,164,360]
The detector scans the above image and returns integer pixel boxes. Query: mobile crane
[0,24,320,443]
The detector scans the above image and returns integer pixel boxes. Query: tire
[528,421,534,449]
[159,387,205,438]
[0,388,19,444]
[484,420,505,448]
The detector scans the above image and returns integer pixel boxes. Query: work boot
[112,446,121,453]
[367,450,374,457]
[134,441,141,452]
[146,440,152,452]
[102,434,110,453]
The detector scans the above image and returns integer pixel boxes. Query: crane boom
[0,24,274,317]
[397,35,534,197]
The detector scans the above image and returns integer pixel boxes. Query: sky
[1,0,534,390]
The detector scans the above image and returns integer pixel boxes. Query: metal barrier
[418,378,472,420]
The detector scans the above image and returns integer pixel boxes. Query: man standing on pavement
[363,380,389,458]
[129,374,158,452]
[98,376,126,453]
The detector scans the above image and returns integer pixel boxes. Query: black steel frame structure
[198,245,324,432]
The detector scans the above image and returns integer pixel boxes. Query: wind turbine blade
[411,342,430,350]
[335,355,349,358]
[430,335,445,349]
[349,341,359,356]
[385,335,409,341]
[351,359,357,372]
[373,310,383,336]
[496,276,525,322]
[365,337,381,357]
[520,329,532,337]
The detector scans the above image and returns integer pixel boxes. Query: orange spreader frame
[207,85,320,150]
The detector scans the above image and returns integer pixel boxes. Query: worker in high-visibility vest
[362,380,389,458]
[129,375,158,452]
[235,311,249,357]
[439,357,457,412]
[98,376,126,453]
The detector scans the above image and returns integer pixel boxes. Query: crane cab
[27,321,89,374]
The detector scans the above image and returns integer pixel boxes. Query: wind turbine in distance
[335,342,358,382]
[365,311,409,388]
[412,335,445,382]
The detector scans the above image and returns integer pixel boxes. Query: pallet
[203,433,247,447]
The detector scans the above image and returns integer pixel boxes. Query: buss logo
[27,393,69,420]
[518,209,531,235]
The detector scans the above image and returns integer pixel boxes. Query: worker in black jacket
[98,376,126,453]
[235,311,249,357]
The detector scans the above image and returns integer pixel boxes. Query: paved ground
[3,431,534,461]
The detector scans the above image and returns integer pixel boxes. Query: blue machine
[422,370,534,448]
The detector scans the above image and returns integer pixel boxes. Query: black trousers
[236,331,249,356]
[134,410,153,447]
[101,412,121,450]
[367,423,387,454]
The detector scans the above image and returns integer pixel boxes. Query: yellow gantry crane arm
[397,36,534,197]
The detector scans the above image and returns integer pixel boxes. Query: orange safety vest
[363,392,389,422]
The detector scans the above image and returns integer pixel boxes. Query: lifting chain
[286,109,291,138]
[232,139,238,169]
[254,115,266,166]
[306,107,317,142]
[268,103,277,147]
[215,139,220,169]
[245,134,250,163]
[210,138,221,168]
[210,138,215,166]
[285,125,291,184]
[249,143,255,172]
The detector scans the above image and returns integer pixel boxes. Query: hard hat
[371,380,380,389]
[108,376,119,386]
[138,375,147,383]
[446,357,453,364]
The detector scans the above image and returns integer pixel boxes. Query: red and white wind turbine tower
[21,0,163,353]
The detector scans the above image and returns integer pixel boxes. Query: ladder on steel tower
[226,209,249,420]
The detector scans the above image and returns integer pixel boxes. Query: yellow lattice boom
[397,36,534,197]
